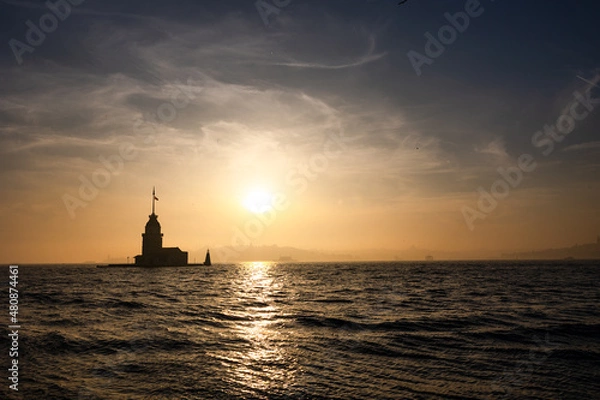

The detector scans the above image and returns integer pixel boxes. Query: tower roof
[145,213,161,233]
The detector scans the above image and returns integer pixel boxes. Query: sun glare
[243,190,274,214]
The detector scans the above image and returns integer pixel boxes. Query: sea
[2,261,599,399]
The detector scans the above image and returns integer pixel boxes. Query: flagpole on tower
[152,186,156,215]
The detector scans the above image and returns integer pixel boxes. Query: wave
[291,314,516,334]
[103,299,148,309]
[466,322,600,344]
[312,298,355,304]
[21,331,199,356]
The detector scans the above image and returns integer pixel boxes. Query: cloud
[475,137,509,160]
[271,36,388,70]
[563,141,600,152]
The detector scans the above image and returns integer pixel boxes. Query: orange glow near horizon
[2,175,599,264]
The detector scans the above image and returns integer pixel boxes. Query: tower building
[134,187,188,266]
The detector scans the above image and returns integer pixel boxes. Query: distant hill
[502,238,600,260]
[198,245,352,263]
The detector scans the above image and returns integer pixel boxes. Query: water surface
[3,261,599,399]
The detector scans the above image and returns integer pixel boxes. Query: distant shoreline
[4,259,599,266]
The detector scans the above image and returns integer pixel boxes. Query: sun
[242,189,274,214]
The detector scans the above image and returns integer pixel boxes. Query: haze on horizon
[1,0,599,263]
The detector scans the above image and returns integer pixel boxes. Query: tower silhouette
[134,187,188,266]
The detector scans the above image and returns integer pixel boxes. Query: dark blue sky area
[2,1,598,83]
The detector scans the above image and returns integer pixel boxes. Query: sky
[1,0,599,263]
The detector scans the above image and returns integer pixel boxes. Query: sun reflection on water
[219,261,299,395]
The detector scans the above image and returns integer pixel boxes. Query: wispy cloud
[271,51,388,70]
[475,137,509,160]
[563,141,600,152]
